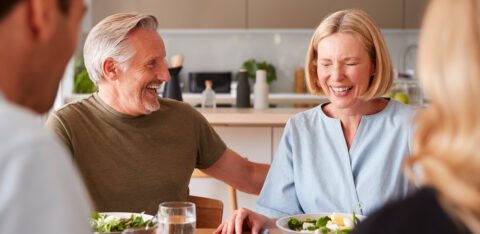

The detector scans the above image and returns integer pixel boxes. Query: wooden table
[196,229,254,234]
[197,228,216,234]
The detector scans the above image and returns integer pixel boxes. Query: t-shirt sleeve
[44,112,74,154]
[189,108,226,169]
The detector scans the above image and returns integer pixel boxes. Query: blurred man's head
[0,0,86,113]
[84,13,170,116]
[0,0,72,19]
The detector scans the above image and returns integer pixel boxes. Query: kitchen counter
[63,93,328,106]
[196,107,309,126]
[183,93,328,105]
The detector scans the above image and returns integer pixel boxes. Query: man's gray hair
[84,13,158,84]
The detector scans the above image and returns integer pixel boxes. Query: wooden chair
[189,195,223,228]
[192,169,238,214]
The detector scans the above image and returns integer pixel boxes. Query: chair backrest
[192,169,238,214]
[189,195,223,228]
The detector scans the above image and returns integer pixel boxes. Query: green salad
[287,213,360,234]
[90,212,157,232]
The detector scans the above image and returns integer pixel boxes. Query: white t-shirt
[0,94,92,234]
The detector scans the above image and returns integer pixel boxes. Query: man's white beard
[145,98,160,114]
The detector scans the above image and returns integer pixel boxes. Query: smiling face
[114,29,170,115]
[316,32,375,111]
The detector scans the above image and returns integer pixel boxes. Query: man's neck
[97,87,143,116]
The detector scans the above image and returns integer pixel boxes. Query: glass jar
[388,78,423,106]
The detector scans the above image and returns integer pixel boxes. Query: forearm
[203,148,270,195]
[217,160,269,195]
[243,162,270,195]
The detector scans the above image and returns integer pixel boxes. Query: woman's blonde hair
[84,13,158,84]
[406,0,480,232]
[305,9,393,99]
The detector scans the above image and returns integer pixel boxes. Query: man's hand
[214,208,276,234]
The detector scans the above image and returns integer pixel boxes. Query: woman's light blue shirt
[257,99,417,217]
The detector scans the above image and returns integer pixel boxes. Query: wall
[54,0,419,108]
[56,29,418,109]
[159,29,419,94]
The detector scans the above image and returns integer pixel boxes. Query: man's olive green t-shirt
[45,93,226,215]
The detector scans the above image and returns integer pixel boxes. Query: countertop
[183,93,328,105]
[64,93,328,106]
[196,107,309,126]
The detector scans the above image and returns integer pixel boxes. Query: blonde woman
[215,9,417,234]
[353,0,480,233]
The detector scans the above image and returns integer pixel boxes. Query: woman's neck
[323,98,388,149]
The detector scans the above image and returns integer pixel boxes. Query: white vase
[254,69,269,109]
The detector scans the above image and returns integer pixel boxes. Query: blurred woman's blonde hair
[305,9,393,99]
[406,0,480,232]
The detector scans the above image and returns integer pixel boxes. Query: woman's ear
[102,58,120,81]
[28,0,59,42]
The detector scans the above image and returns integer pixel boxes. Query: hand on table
[214,208,276,234]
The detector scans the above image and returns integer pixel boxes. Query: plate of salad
[276,212,366,234]
[90,212,157,233]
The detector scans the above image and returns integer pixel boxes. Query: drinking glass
[157,202,196,234]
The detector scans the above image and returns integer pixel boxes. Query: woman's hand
[214,208,276,234]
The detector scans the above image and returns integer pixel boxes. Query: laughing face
[316,32,375,111]
[115,29,170,115]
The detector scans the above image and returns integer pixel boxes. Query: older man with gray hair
[46,13,269,215]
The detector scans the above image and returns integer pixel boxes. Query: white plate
[93,212,157,234]
[100,212,155,221]
[276,212,366,234]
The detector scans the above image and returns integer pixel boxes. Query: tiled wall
[159,29,419,93]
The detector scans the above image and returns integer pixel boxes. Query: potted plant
[73,56,97,94]
[241,59,277,85]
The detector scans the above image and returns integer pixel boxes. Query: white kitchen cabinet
[189,126,280,222]
[213,126,272,165]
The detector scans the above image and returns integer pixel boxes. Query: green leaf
[241,59,277,85]
[90,212,156,232]
[332,229,352,234]
[90,211,100,220]
[73,56,97,94]
[319,227,330,233]
[287,217,303,231]
[316,216,331,227]
[352,202,363,226]
[241,59,258,79]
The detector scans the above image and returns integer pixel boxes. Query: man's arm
[200,148,270,195]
